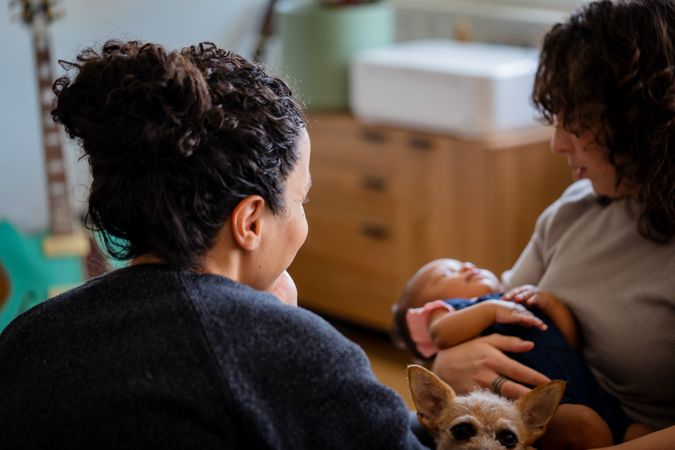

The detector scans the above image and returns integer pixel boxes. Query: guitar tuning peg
[48,8,65,22]
[8,0,34,25]
[22,9,33,24]
[37,0,64,23]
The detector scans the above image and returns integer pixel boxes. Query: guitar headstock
[10,0,63,26]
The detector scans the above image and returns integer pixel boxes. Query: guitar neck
[253,0,279,62]
[33,21,73,236]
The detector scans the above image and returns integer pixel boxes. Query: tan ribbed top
[503,180,675,429]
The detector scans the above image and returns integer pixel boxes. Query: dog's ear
[407,365,456,432]
[516,380,566,441]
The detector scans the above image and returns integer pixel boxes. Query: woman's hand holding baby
[432,335,551,399]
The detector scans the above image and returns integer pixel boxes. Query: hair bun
[54,40,218,166]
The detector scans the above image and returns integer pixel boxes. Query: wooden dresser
[290,112,571,331]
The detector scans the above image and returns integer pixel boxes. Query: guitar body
[0,221,85,331]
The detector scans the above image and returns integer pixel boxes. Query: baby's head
[391,259,500,357]
[400,259,500,309]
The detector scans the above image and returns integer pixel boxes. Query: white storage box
[350,40,541,138]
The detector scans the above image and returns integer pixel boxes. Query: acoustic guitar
[0,0,90,331]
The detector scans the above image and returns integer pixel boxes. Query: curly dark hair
[532,0,675,243]
[52,40,305,268]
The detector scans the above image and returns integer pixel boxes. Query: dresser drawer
[308,114,404,169]
[290,252,401,331]
[308,159,398,216]
[303,201,400,279]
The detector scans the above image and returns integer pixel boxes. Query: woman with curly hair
[429,1,675,449]
[0,41,426,449]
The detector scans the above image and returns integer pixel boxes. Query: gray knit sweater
[0,265,424,449]
[503,180,675,430]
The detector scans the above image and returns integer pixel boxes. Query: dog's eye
[496,430,518,449]
[450,422,476,441]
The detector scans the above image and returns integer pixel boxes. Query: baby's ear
[407,365,456,432]
[516,380,566,441]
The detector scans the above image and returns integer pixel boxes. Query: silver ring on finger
[490,375,510,395]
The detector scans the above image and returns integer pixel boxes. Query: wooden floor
[330,319,417,409]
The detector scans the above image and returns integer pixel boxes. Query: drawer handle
[361,175,387,192]
[408,136,433,151]
[360,129,387,144]
[360,223,390,241]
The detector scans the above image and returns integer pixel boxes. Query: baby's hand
[502,285,554,311]
[487,300,548,330]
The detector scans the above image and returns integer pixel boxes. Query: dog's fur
[408,365,565,450]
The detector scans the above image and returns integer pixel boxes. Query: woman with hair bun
[0,41,426,449]
[430,1,675,449]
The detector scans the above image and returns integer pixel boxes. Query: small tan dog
[408,365,565,450]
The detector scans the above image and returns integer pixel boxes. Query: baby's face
[413,259,500,304]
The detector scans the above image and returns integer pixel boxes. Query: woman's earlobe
[231,195,265,251]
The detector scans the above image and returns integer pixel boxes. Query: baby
[391,259,580,359]
[392,258,613,450]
